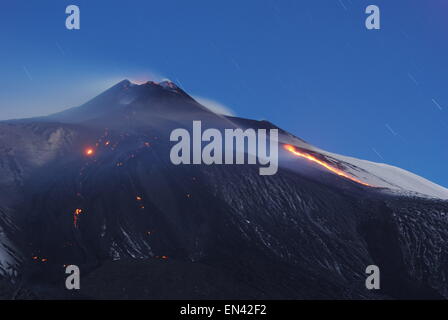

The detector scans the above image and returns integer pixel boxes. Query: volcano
[1,80,447,299]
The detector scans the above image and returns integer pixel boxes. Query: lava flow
[284,144,371,187]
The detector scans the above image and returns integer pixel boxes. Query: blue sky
[0,0,447,186]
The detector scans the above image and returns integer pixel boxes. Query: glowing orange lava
[85,148,94,156]
[74,208,83,227]
[284,144,371,187]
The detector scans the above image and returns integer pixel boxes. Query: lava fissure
[284,144,371,187]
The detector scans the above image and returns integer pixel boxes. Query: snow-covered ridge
[226,118,448,200]
[325,151,448,200]
[283,134,448,200]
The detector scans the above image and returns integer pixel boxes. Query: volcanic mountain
[0,80,447,299]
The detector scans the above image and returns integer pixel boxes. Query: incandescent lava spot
[85,148,95,156]
[74,208,83,227]
[284,144,371,187]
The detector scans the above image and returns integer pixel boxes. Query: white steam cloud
[193,96,235,116]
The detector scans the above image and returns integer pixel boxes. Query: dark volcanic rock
[0,80,447,300]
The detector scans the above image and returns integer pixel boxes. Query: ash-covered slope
[0,80,447,299]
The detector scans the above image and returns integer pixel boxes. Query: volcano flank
[0,80,447,300]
